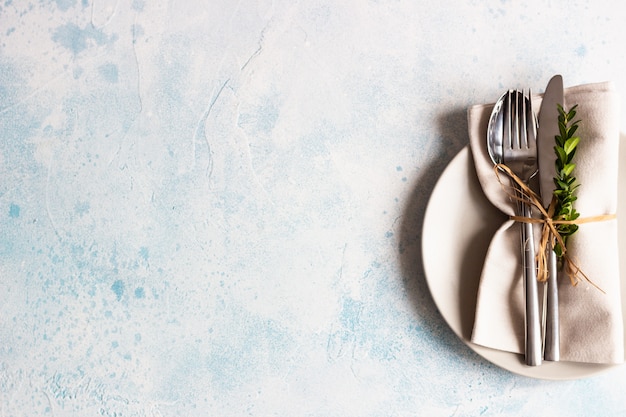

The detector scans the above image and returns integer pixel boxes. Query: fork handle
[521,202,543,366]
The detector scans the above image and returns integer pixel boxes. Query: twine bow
[494,163,616,292]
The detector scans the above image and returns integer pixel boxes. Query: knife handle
[544,249,560,361]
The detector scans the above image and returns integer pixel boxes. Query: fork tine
[517,90,527,149]
[504,90,512,151]
[521,89,527,149]
[512,90,521,149]
[510,90,516,148]
[527,88,536,148]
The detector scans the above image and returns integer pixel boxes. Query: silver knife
[537,74,564,362]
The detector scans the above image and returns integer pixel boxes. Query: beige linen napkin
[468,81,624,364]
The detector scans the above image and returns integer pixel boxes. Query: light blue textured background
[2,1,626,416]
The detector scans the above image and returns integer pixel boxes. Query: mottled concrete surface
[2,1,626,416]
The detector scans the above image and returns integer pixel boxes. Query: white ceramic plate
[422,138,626,380]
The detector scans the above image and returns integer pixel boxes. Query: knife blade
[537,74,564,362]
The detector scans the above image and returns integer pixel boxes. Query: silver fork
[503,90,542,366]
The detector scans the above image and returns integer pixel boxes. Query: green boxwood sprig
[552,104,581,257]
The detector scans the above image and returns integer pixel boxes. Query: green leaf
[566,148,577,163]
[556,179,569,189]
[555,146,567,163]
[564,137,580,154]
[554,244,563,257]
[567,124,579,137]
[562,163,575,177]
